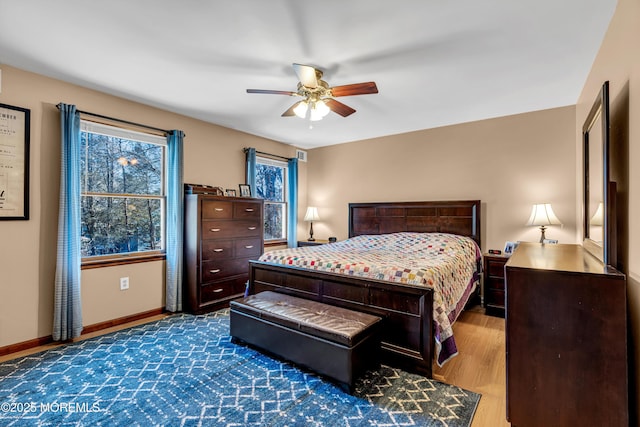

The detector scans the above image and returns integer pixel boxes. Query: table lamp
[526,203,562,243]
[303,207,320,241]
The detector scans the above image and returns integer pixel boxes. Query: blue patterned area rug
[0,310,480,426]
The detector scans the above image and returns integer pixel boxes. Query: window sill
[81,253,166,270]
[265,240,287,248]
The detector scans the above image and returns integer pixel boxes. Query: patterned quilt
[258,232,482,366]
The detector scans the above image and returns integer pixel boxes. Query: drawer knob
[210,228,221,232]
[209,269,221,274]
[212,288,224,293]
[245,208,254,212]
[245,245,254,249]
[213,248,224,252]
[215,208,224,212]
[248,226,256,230]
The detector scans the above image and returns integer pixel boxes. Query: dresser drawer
[202,220,261,239]
[234,202,262,219]
[202,200,233,219]
[201,239,234,261]
[201,257,252,282]
[200,278,246,304]
[235,237,262,258]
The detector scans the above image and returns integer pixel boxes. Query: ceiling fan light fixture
[293,101,308,118]
[310,99,330,121]
[316,99,330,117]
[247,63,378,120]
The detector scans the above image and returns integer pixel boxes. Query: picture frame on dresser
[503,241,516,255]
[239,184,251,197]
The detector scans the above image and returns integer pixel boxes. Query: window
[255,157,287,242]
[80,121,166,258]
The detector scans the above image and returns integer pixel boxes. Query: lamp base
[539,225,547,243]
[307,221,315,241]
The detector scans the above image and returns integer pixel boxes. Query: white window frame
[256,156,288,243]
[79,120,167,262]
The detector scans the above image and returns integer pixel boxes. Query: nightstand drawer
[298,240,329,247]
[486,259,507,277]
[485,276,505,291]
[485,289,505,308]
[483,254,508,316]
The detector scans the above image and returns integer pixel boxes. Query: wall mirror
[583,81,616,267]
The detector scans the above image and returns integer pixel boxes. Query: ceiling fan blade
[330,82,378,97]
[325,99,356,117]
[281,101,304,117]
[292,63,318,88]
[246,89,297,95]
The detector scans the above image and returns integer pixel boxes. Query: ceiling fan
[246,63,378,121]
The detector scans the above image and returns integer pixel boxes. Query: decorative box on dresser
[184,194,264,314]
[505,242,627,427]
[483,253,508,317]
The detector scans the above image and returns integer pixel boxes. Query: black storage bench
[229,291,382,392]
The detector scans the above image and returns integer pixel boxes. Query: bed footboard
[247,260,434,377]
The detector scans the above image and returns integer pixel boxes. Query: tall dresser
[184,194,264,314]
[505,242,627,427]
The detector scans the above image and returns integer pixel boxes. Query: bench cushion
[230,291,381,347]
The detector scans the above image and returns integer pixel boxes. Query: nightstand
[297,240,330,247]
[483,253,508,317]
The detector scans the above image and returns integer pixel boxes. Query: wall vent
[296,149,307,162]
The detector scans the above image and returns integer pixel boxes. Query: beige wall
[576,0,640,420]
[307,105,577,253]
[0,65,304,347]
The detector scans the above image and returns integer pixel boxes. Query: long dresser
[184,194,264,314]
[505,242,627,427]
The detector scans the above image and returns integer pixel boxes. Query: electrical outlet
[120,277,129,290]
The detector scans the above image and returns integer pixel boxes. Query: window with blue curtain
[245,149,297,247]
[55,104,185,340]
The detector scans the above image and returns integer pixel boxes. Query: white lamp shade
[293,101,308,118]
[303,206,320,222]
[316,99,330,116]
[590,202,604,226]
[309,100,330,121]
[525,204,562,226]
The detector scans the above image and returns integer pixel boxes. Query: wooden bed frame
[247,200,481,377]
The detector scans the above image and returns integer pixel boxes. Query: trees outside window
[80,121,165,258]
[255,157,287,242]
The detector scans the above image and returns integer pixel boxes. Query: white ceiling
[0,0,616,149]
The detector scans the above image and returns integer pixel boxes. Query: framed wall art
[0,103,30,220]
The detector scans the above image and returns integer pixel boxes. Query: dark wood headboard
[348,200,481,247]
